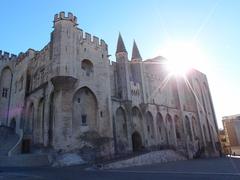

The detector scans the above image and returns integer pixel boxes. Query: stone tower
[116,33,131,100]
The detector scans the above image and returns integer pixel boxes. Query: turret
[131,40,142,61]
[116,33,127,53]
[0,51,17,61]
[129,40,146,102]
[53,12,78,27]
[51,11,79,80]
[0,51,17,67]
[115,33,131,100]
[116,33,128,60]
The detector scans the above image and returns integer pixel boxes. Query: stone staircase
[0,125,50,167]
[0,126,19,155]
[103,150,186,169]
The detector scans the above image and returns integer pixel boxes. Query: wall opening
[132,131,143,152]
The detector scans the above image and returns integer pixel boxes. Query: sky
[1,0,240,128]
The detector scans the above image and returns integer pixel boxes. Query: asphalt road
[1,157,240,180]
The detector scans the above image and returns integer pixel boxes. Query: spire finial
[131,40,142,61]
[116,33,127,54]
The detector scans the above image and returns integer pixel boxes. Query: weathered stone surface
[0,12,220,164]
[103,150,186,169]
[52,153,86,167]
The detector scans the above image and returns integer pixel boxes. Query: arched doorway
[132,107,144,137]
[132,131,142,152]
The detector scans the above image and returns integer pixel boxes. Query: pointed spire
[131,40,142,61]
[116,33,127,54]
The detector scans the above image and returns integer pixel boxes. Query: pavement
[1,156,240,180]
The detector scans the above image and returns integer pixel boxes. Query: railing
[8,129,23,156]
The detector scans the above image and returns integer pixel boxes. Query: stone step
[103,150,186,169]
[0,154,50,167]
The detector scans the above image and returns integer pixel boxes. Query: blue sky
[1,0,240,128]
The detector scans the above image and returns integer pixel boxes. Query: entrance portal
[132,131,143,152]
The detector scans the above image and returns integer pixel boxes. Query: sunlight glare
[161,41,206,76]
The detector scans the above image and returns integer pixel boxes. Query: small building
[222,114,240,155]
[218,129,230,155]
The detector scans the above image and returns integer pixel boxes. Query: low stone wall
[103,150,186,169]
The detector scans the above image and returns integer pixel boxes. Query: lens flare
[161,41,206,76]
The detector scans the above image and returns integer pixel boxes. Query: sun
[161,41,206,76]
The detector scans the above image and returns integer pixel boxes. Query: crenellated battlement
[53,12,108,51]
[0,50,17,61]
[35,43,50,58]
[17,49,36,62]
[80,30,108,51]
[54,11,77,25]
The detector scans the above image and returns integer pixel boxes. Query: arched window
[0,67,13,126]
[131,107,144,139]
[26,71,31,94]
[81,59,93,76]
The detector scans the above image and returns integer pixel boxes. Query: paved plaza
[1,157,240,180]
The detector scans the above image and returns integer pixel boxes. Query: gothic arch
[145,111,155,145]
[156,112,166,144]
[25,102,34,134]
[192,116,198,140]
[35,98,44,144]
[0,67,13,126]
[72,87,98,133]
[131,106,144,143]
[174,115,181,141]
[26,69,31,94]
[115,107,128,152]
[166,114,174,145]
[48,92,54,146]
[203,124,209,142]
[185,115,193,141]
